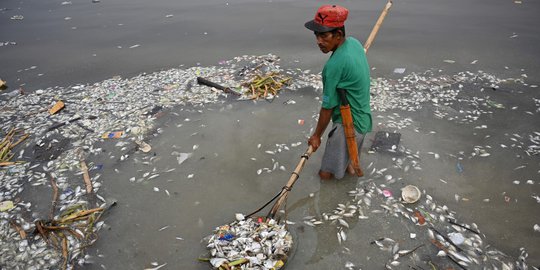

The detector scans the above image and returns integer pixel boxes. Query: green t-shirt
[321,37,372,134]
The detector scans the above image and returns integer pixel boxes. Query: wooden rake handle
[364,1,393,53]
[267,145,314,219]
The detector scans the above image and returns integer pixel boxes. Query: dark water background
[1,0,539,269]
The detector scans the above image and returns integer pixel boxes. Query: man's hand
[309,107,333,152]
[308,135,322,152]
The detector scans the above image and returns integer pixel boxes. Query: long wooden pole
[267,146,314,219]
[364,1,393,53]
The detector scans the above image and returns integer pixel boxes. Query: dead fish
[304,220,315,227]
[144,263,167,270]
[338,219,349,228]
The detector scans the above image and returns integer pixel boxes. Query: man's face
[314,31,341,54]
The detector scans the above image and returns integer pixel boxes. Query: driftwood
[80,160,93,194]
[76,148,93,194]
[9,220,27,239]
[0,128,29,166]
[197,77,241,96]
[49,175,59,220]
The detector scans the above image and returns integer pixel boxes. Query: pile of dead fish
[367,70,539,157]
[0,54,303,269]
[203,215,292,270]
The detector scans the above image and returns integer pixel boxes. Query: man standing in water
[305,5,372,180]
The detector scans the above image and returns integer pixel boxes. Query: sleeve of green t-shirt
[321,62,342,109]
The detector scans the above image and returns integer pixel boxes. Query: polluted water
[1,54,539,270]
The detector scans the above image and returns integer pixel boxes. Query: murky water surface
[1,0,539,269]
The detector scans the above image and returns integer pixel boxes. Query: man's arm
[308,107,333,152]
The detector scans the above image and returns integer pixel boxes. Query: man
[305,4,372,180]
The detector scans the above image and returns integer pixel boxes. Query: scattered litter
[49,100,65,115]
[382,189,393,198]
[401,185,421,203]
[136,140,152,153]
[0,201,15,212]
[174,152,192,165]
[101,131,124,139]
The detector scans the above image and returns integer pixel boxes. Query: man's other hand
[308,135,322,152]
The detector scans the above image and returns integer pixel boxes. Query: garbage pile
[0,54,306,269]
[202,216,292,270]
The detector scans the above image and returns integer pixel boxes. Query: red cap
[305,5,349,32]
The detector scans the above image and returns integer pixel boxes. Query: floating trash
[401,185,421,203]
[0,200,15,211]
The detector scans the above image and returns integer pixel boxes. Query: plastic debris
[136,140,152,153]
[0,201,15,212]
[456,162,464,173]
[101,131,124,139]
[48,100,65,115]
[401,185,421,203]
[382,189,393,198]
